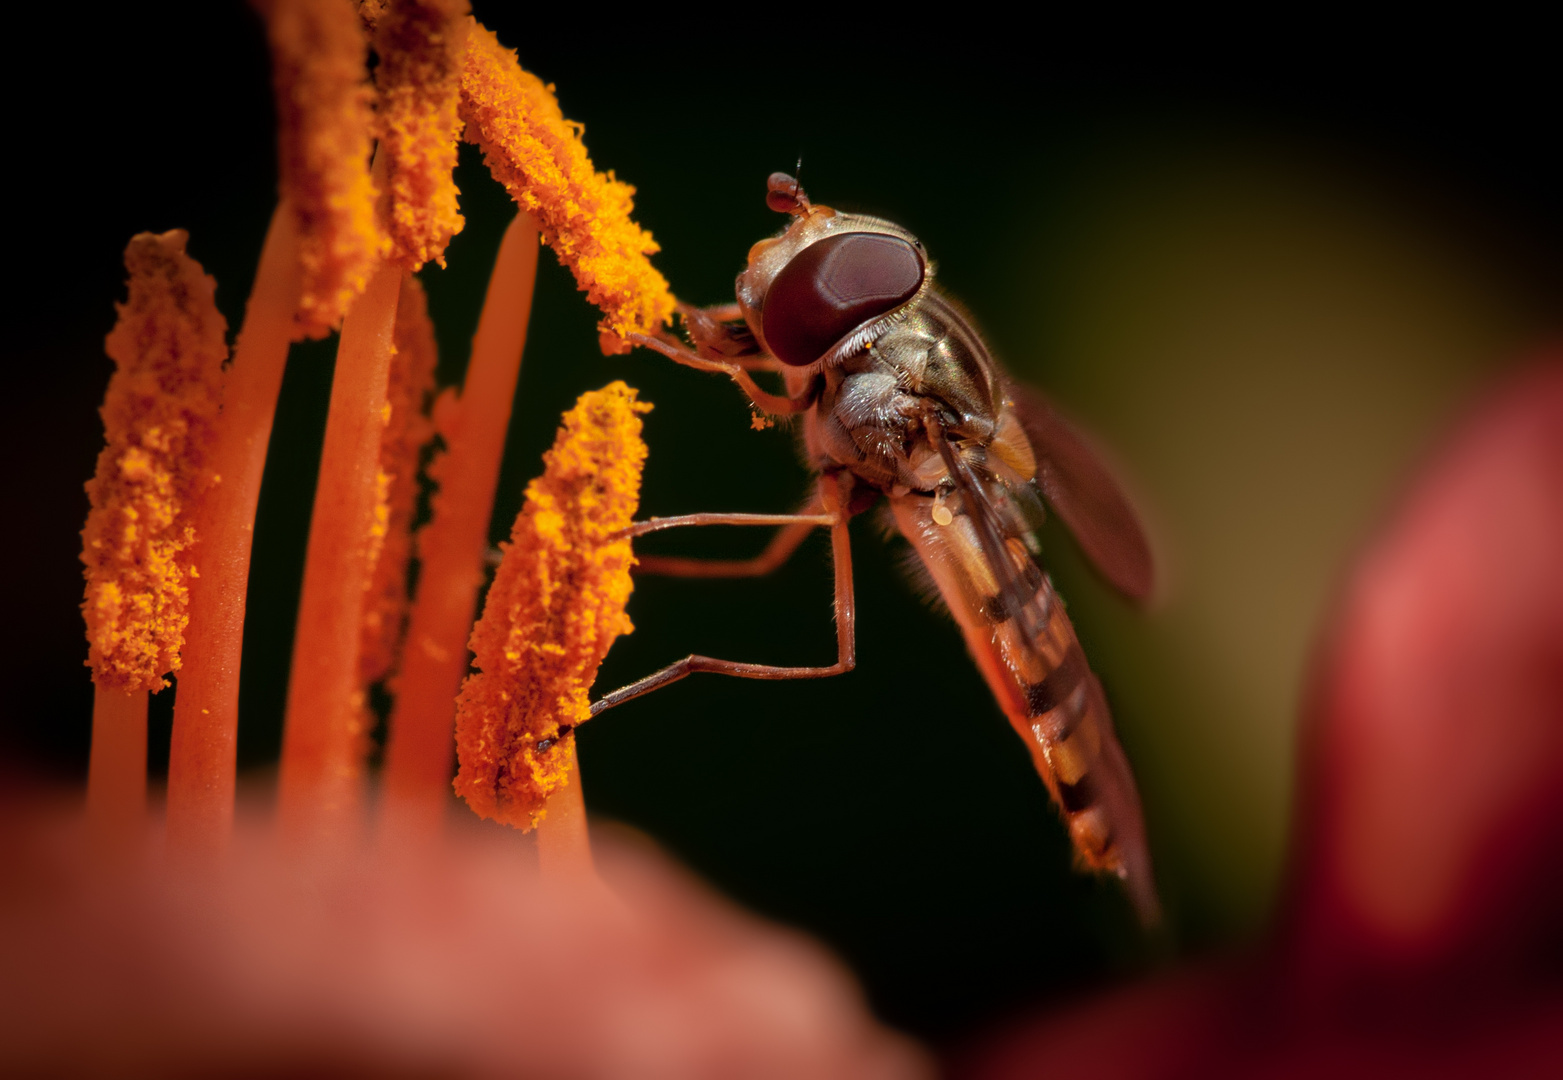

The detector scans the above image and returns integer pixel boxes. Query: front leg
[627,331,815,415]
[687,301,744,324]
[678,302,783,372]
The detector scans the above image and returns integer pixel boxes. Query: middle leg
[633,513,822,579]
[589,474,857,717]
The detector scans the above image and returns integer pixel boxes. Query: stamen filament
[535,739,594,877]
[166,204,301,856]
[380,212,539,837]
[86,688,148,850]
[83,228,228,852]
[276,254,403,844]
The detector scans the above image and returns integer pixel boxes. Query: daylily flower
[25,3,1559,1075]
[69,0,679,854]
[9,2,930,1075]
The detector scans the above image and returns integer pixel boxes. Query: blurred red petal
[0,800,929,1079]
[1288,360,1563,978]
[965,359,1563,1079]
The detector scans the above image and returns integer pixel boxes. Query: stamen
[275,248,403,842]
[359,274,438,688]
[82,230,225,848]
[82,230,227,692]
[453,383,651,830]
[166,206,301,856]
[458,22,677,351]
[536,739,593,877]
[86,687,148,851]
[261,0,388,338]
[371,0,469,269]
[380,213,539,837]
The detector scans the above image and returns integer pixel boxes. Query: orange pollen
[453,382,652,829]
[356,0,390,30]
[359,275,438,687]
[372,0,469,269]
[261,0,388,339]
[82,231,228,692]
[457,22,677,351]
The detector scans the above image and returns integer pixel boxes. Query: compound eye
[762,232,925,367]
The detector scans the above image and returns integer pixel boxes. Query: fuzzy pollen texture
[82,231,228,691]
[261,0,388,338]
[457,22,676,350]
[371,0,469,269]
[454,382,651,829]
[358,274,439,687]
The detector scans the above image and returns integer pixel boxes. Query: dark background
[7,1,1560,1052]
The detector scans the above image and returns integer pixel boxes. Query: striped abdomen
[890,491,1159,924]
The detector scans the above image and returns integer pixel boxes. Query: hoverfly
[595,173,1159,923]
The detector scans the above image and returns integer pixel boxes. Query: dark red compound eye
[761,232,925,367]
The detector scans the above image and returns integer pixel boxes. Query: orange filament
[380,213,539,836]
[276,253,403,841]
[372,0,469,269]
[359,274,438,688]
[86,688,148,849]
[458,23,677,350]
[535,739,594,877]
[166,206,302,856]
[149,13,676,855]
[82,230,227,692]
[453,382,650,829]
[261,0,387,338]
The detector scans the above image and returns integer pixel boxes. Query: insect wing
[1005,380,1155,603]
[888,475,1159,925]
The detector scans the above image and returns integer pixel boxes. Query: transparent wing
[1004,380,1155,603]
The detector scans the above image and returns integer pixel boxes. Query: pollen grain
[372,0,469,269]
[359,274,439,687]
[261,0,388,338]
[458,23,676,350]
[453,382,651,829]
[82,231,228,691]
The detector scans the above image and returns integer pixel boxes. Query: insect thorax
[803,291,1001,494]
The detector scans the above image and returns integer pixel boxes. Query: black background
[6,1,1560,1052]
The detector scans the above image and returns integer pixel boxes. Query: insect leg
[484,511,822,574]
[615,510,833,540]
[690,302,743,323]
[725,356,785,372]
[588,476,857,717]
[634,516,821,579]
[625,331,815,415]
[676,302,781,372]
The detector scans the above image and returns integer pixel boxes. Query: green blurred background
[7,2,1560,1050]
